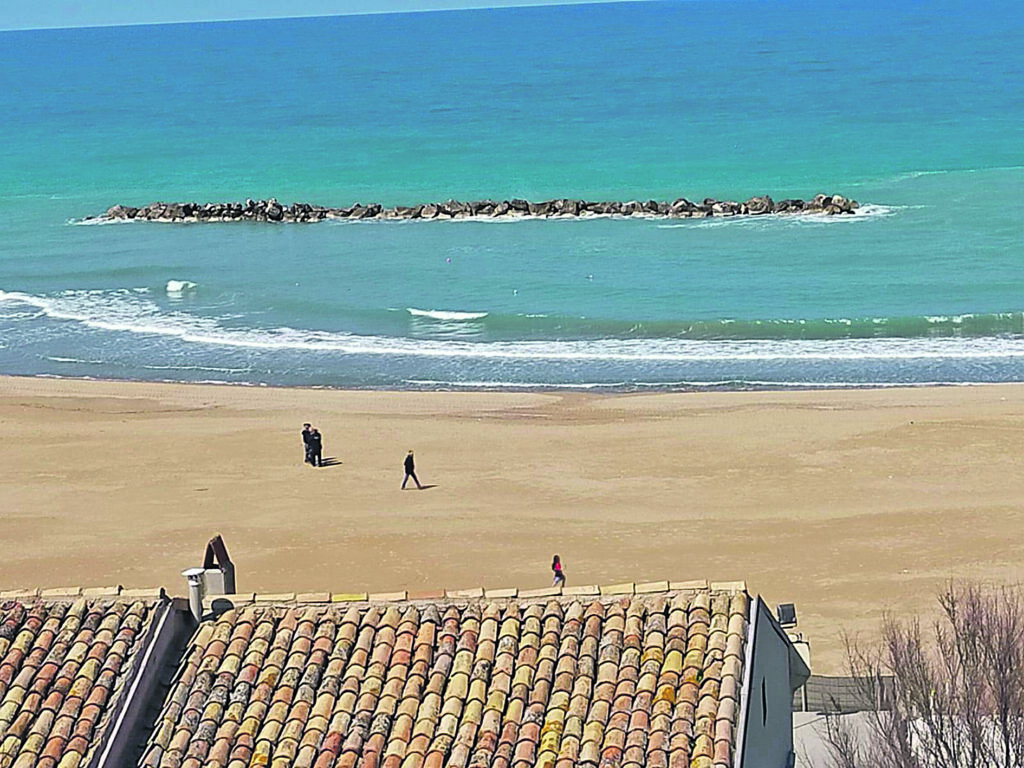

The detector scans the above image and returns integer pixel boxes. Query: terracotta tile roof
[0,597,155,768]
[141,587,749,768]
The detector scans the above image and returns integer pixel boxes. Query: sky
[0,0,644,31]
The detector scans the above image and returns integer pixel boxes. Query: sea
[1,0,1021,391]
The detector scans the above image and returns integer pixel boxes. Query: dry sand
[3,375,1024,673]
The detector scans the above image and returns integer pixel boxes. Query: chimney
[181,567,205,622]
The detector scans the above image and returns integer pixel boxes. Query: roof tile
[599,583,635,596]
[406,590,445,601]
[256,593,298,604]
[518,587,562,599]
[40,588,84,599]
[296,592,332,604]
[120,588,164,600]
[669,580,709,592]
[445,588,484,600]
[370,592,409,603]
[81,587,122,598]
[709,581,746,595]
[561,586,599,597]
[483,589,517,600]
[635,581,670,594]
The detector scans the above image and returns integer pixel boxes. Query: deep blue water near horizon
[0,0,1022,389]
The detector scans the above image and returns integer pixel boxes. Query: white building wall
[735,598,810,768]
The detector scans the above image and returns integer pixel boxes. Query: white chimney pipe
[181,567,206,622]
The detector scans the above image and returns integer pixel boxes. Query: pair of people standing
[301,423,324,467]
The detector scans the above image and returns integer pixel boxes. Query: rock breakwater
[90,193,859,224]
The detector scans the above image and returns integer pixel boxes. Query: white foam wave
[45,356,107,365]
[403,378,976,390]
[847,203,896,217]
[28,373,268,389]
[0,307,46,320]
[656,204,896,230]
[4,288,1024,364]
[893,169,952,182]
[402,379,622,389]
[875,165,1024,186]
[921,313,1016,324]
[166,280,198,295]
[68,216,133,226]
[141,363,254,373]
[44,354,253,374]
[407,307,488,321]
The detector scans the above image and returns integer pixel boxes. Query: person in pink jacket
[552,555,566,587]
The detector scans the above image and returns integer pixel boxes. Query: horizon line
[0,0,657,33]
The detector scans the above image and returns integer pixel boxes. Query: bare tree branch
[818,582,1024,768]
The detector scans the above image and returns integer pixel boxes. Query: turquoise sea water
[0,0,1021,389]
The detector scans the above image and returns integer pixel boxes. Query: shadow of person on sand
[318,457,343,468]
[405,484,438,490]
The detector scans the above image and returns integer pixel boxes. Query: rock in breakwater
[90,193,859,223]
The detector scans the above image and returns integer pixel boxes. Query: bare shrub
[821,581,1024,768]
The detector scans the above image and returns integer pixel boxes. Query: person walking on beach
[402,450,423,489]
[552,555,566,587]
[308,427,324,467]
[301,423,313,464]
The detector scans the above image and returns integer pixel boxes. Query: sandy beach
[2,375,1024,672]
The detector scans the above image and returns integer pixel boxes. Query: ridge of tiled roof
[0,589,165,603]
[198,581,748,611]
[2,583,747,609]
[0,597,158,768]
[143,583,750,768]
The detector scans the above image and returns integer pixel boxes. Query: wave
[322,207,882,228]
[891,169,953,182]
[843,165,1024,188]
[655,203,897,229]
[45,355,108,365]
[4,288,1024,365]
[408,308,1024,342]
[407,307,488,321]
[166,279,198,296]
[401,378,976,391]
[892,165,1024,182]
[44,355,253,374]
[68,216,132,226]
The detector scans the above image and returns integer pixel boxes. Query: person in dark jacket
[308,428,324,467]
[402,449,423,489]
[301,423,313,464]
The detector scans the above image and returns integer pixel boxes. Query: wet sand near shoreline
[2,375,1024,673]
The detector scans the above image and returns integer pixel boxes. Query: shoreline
[4,374,1024,673]
[9,370,1002,394]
